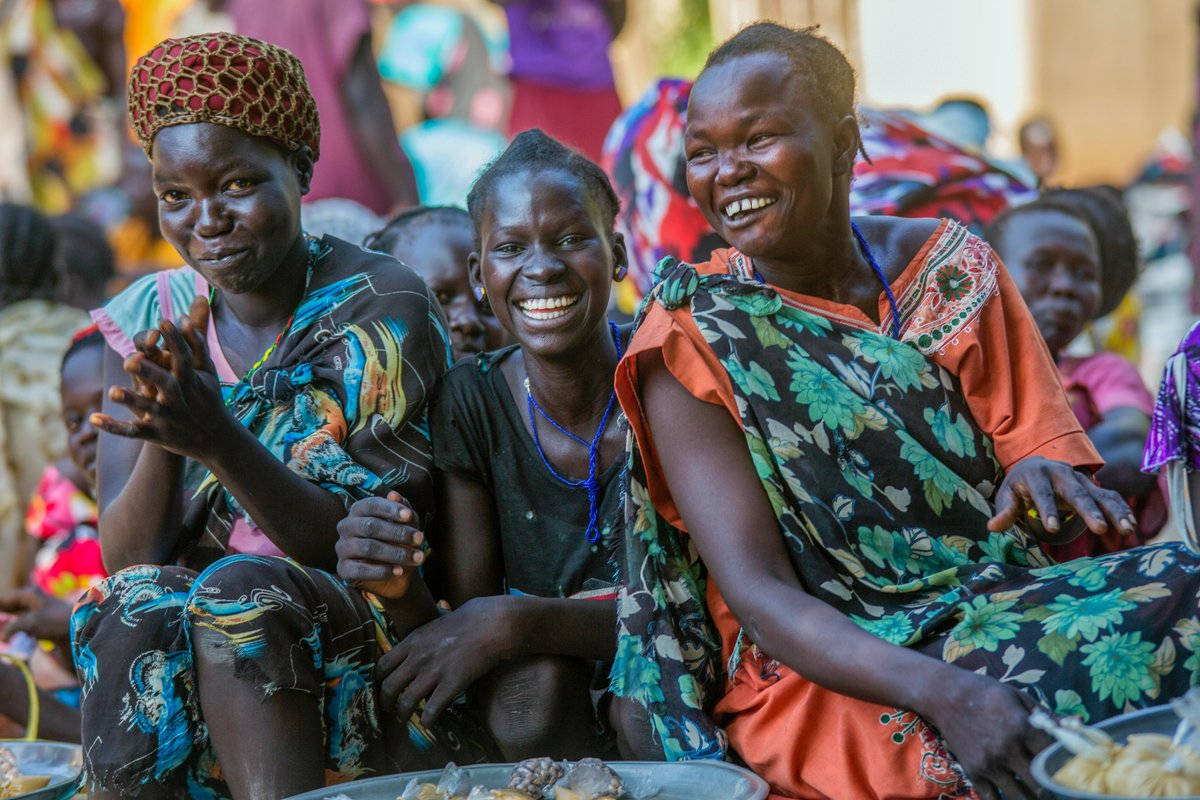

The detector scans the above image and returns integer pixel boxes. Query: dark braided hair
[466,129,620,237]
[364,205,472,254]
[702,22,858,128]
[984,198,1098,262]
[51,213,115,304]
[0,202,57,306]
[1040,186,1138,318]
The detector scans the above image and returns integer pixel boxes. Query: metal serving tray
[285,760,768,800]
[0,740,83,800]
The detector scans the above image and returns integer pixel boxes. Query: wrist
[910,661,975,723]
[493,595,534,662]
[203,412,253,469]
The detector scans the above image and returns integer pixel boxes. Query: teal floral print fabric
[612,255,1200,764]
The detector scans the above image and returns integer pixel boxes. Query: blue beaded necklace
[751,220,902,340]
[524,321,623,544]
[850,220,903,340]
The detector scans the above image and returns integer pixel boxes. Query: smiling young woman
[609,22,1200,800]
[72,33,475,800]
[335,130,630,762]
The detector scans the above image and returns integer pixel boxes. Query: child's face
[400,221,500,358]
[999,209,1102,355]
[471,167,625,359]
[60,345,105,489]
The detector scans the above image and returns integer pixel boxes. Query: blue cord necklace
[850,220,903,340]
[524,321,623,544]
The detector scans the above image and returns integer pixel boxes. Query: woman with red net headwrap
[71,33,496,799]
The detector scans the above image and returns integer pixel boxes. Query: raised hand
[90,295,231,460]
[336,492,426,599]
[988,455,1135,543]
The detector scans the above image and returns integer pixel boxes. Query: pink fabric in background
[230,0,392,214]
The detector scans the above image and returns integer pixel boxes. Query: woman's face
[396,221,500,358]
[60,344,105,489]
[470,167,625,359]
[151,123,309,295]
[998,209,1102,355]
[684,50,854,262]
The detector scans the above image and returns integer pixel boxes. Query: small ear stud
[473,285,487,303]
[614,264,628,282]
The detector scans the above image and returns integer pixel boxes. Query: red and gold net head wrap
[128,32,321,160]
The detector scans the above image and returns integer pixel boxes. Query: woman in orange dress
[608,23,1200,800]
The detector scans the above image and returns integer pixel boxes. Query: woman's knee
[482,656,596,758]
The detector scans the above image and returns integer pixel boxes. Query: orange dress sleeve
[933,251,1103,472]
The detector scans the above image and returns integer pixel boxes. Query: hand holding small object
[988,455,1135,544]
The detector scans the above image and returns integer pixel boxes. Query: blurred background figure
[301,197,385,247]
[219,0,419,213]
[0,203,89,591]
[495,0,624,162]
[1019,115,1060,187]
[365,205,509,357]
[918,96,992,152]
[2,0,124,213]
[988,196,1165,559]
[602,77,722,314]
[49,213,115,311]
[376,0,509,206]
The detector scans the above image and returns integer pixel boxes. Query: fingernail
[392,566,404,577]
[413,551,424,564]
[412,531,424,545]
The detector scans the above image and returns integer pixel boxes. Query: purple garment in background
[1144,320,1200,472]
[230,0,393,214]
[503,0,615,89]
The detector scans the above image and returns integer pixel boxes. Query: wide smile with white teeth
[722,196,777,220]
[516,294,581,320]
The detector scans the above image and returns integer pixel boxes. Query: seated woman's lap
[70,556,448,797]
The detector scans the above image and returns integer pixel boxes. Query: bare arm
[1090,406,1157,497]
[96,344,187,570]
[638,350,1046,800]
[94,310,347,571]
[343,34,418,211]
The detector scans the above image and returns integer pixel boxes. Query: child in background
[367,205,509,359]
[0,325,107,742]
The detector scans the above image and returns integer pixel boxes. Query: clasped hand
[90,296,231,461]
[988,455,1135,543]
[337,495,517,726]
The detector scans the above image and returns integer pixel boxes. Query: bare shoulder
[852,215,942,281]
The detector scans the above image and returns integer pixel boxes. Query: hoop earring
[613,264,628,282]
[473,285,487,303]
